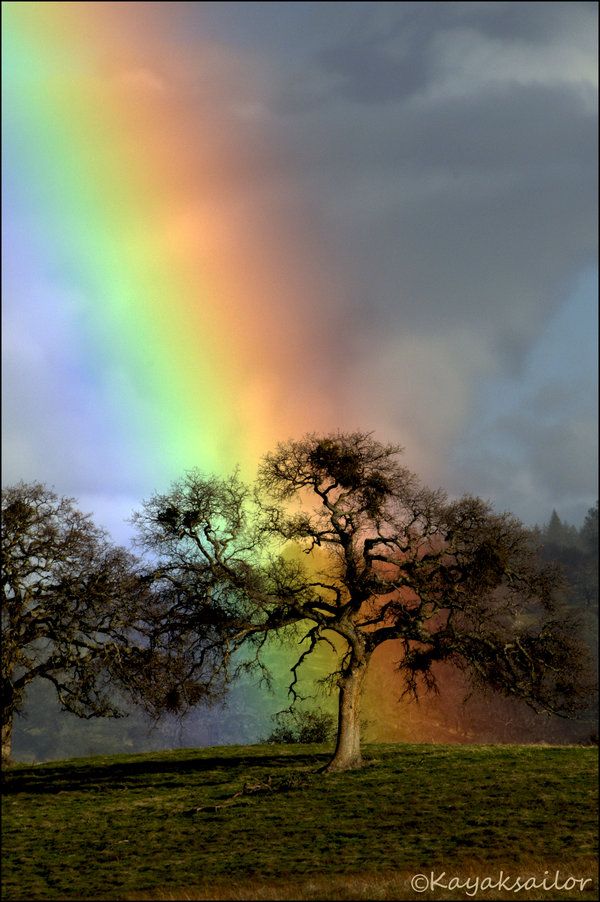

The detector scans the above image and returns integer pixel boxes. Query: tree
[536,503,598,743]
[1,482,156,764]
[580,503,598,558]
[133,433,594,772]
[537,504,598,638]
[577,503,599,613]
[544,510,580,549]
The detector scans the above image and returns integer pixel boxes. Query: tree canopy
[1,482,211,764]
[1,484,137,761]
[133,433,594,772]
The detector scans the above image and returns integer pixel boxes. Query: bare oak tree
[133,434,594,772]
[1,482,156,764]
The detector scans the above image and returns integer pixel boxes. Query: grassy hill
[2,743,598,900]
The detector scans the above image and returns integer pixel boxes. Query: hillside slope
[2,743,598,900]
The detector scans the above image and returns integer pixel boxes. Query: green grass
[2,743,598,900]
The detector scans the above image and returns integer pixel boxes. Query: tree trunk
[2,717,13,767]
[323,660,367,773]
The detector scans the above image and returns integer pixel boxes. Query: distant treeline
[535,505,598,617]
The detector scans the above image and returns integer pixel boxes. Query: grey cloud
[453,396,598,526]
[299,2,596,106]
[274,83,595,183]
[317,23,433,105]
[268,79,595,370]
[460,1,597,43]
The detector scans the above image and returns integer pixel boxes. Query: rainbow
[2,1,340,485]
[3,0,361,740]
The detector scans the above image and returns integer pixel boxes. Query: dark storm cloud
[316,15,433,104]
[315,2,595,106]
[454,388,597,525]
[176,0,597,522]
[271,82,595,362]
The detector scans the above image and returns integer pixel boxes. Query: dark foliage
[265,708,336,744]
[1,483,148,761]
[1,481,214,763]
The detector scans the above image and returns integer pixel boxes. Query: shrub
[265,708,336,744]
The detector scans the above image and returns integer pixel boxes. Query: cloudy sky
[3,1,597,544]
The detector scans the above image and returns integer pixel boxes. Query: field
[2,743,598,901]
